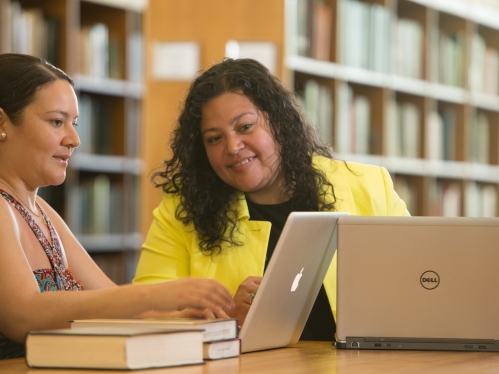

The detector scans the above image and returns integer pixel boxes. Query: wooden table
[1,342,499,373]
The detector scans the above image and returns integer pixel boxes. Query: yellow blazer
[133,156,410,317]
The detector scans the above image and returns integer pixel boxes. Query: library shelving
[286,0,499,217]
[0,0,145,284]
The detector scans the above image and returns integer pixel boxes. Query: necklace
[0,181,42,218]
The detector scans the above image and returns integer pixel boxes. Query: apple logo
[291,268,304,292]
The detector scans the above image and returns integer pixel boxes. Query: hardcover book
[203,338,241,360]
[71,318,238,342]
[26,327,203,370]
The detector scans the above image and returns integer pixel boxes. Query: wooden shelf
[74,74,144,98]
[470,92,499,111]
[286,0,499,217]
[338,154,499,183]
[71,154,143,175]
[409,0,499,31]
[76,233,143,252]
[287,55,480,104]
[82,0,147,12]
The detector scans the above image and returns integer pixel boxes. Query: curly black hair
[152,58,337,255]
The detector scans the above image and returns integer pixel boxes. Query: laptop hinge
[363,337,496,344]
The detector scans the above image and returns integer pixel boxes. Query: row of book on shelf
[470,33,499,95]
[77,94,114,155]
[395,177,497,217]
[0,0,143,81]
[339,0,391,73]
[293,0,499,94]
[26,318,241,369]
[80,21,143,81]
[393,177,418,216]
[73,174,123,235]
[297,0,391,72]
[437,31,465,88]
[80,22,121,80]
[0,0,59,65]
[300,79,494,163]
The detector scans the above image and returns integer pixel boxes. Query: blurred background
[1,0,499,283]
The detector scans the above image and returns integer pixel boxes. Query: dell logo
[422,278,438,282]
[420,271,440,290]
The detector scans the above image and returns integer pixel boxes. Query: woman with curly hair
[134,58,409,341]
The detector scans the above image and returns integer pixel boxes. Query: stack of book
[465,182,497,218]
[427,180,462,217]
[80,22,122,79]
[395,18,423,79]
[425,109,457,161]
[26,318,240,370]
[298,79,333,145]
[338,0,391,73]
[0,1,60,66]
[76,94,114,155]
[470,111,490,164]
[334,83,371,155]
[386,100,421,158]
[437,31,465,87]
[469,33,499,95]
[394,176,417,215]
[296,0,332,61]
[75,175,123,235]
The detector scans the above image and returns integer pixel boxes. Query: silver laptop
[335,216,499,351]
[240,211,348,353]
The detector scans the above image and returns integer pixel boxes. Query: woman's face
[0,79,80,188]
[200,92,286,204]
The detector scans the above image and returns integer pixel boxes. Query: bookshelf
[0,0,145,284]
[287,0,499,217]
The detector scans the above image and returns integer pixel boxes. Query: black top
[246,199,336,341]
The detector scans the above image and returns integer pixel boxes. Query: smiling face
[0,79,80,188]
[200,91,287,204]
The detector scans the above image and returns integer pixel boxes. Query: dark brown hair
[0,53,73,125]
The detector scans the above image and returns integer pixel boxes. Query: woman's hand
[229,276,262,327]
[157,278,234,316]
[170,307,231,319]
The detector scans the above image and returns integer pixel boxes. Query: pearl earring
[0,132,6,139]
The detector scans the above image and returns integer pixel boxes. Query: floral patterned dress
[0,190,85,359]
